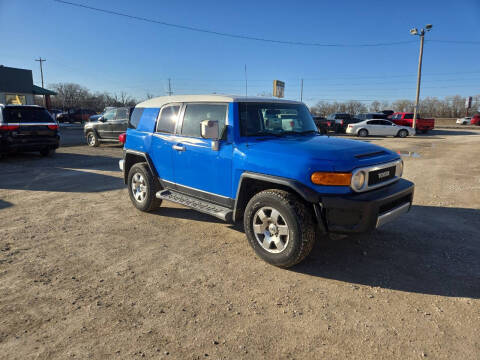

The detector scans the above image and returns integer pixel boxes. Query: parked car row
[312,110,435,137]
[457,114,480,125]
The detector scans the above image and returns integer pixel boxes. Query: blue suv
[120,95,414,268]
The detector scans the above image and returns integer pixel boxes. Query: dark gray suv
[84,107,132,146]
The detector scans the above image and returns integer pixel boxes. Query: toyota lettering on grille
[377,170,391,179]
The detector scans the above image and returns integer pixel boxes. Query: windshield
[3,107,54,123]
[239,102,317,136]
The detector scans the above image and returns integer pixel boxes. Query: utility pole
[300,78,304,102]
[244,64,248,96]
[35,57,46,106]
[167,78,173,96]
[410,24,432,131]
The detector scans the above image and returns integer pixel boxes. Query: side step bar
[156,189,233,222]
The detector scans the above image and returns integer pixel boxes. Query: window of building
[6,94,26,105]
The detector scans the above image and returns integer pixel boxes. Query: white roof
[136,94,302,108]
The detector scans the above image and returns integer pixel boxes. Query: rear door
[366,120,382,136]
[111,107,129,138]
[149,103,181,183]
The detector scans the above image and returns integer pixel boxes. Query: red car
[470,114,480,126]
[390,112,435,133]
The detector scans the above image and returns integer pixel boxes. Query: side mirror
[201,120,219,140]
[98,116,105,122]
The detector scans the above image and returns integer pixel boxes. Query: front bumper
[320,178,414,234]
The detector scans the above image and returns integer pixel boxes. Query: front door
[172,103,233,204]
[97,109,116,139]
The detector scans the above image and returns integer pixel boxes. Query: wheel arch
[123,150,158,184]
[232,172,320,222]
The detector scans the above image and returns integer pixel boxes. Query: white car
[346,119,415,138]
[456,117,471,125]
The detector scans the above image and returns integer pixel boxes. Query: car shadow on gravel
[0,199,13,210]
[292,205,480,299]
[152,205,224,224]
[0,152,121,172]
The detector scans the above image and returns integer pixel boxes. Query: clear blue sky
[1,0,479,105]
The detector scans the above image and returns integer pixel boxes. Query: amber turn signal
[311,172,352,186]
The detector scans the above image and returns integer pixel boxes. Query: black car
[326,113,355,133]
[0,105,59,158]
[354,112,388,122]
[312,115,329,134]
[83,107,132,147]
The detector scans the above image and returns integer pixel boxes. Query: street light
[410,24,433,131]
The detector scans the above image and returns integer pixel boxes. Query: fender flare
[232,172,320,222]
[123,149,158,184]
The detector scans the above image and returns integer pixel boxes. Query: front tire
[243,189,316,268]
[397,129,408,138]
[127,163,162,212]
[86,131,99,147]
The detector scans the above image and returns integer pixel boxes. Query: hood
[240,135,399,174]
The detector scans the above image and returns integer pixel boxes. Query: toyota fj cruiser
[120,95,414,267]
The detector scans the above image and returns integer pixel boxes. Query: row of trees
[40,82,479,118]
[39,83,141,112]
[310,95,480,118]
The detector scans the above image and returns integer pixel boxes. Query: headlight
[351,170,366,191]
[395,160,404,177]
[311,172,352,186]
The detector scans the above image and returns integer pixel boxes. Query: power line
[53,0,416,48]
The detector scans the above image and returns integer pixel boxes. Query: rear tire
[358,129,368,137]
[127,162,162,212]
[86,131,99,147]
[243,189,316,268]
[397,129,408,138]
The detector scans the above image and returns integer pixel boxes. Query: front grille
[368,166,396,186]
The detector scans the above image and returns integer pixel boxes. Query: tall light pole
[410,24,432,131]
[35,57,46,106]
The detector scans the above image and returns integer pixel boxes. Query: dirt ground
[1,129,479,359]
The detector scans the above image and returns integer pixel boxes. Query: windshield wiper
[278,130,319,136]
[247,132,282,137]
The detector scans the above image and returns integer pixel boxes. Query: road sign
[273,80,285,98]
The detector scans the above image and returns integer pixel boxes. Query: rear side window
[116,108,128,120]
[129,108,144,129]
[404,114,413,119]
[3,107,53,123]
[181,104,227,138]
[156,105,180,133]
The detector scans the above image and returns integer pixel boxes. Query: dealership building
[0,65,56,108]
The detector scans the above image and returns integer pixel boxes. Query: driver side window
[103,109,116,121]
[181,103,227,138]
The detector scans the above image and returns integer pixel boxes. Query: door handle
[172,144,185,151]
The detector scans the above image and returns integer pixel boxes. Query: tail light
[0,124,19,131]
[290,121,295,128]
[119,133,126,144]
[340,120,344,126]
[348,124,352,128]
[47,124,59,130]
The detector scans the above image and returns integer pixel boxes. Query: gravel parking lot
[1,129,479,359]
